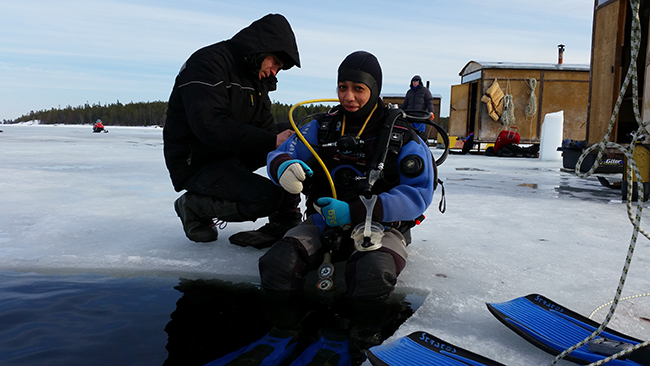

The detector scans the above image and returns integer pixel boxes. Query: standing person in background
[400,75,435,138]
[163,14,302,248]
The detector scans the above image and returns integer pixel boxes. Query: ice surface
[0,124,648,365]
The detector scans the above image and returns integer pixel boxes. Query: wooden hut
[448,61,590,149]
[382,93,442,141]
[587,0,649,144]
[586,0,650,197]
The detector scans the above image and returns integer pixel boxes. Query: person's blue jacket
[267,105,435,226]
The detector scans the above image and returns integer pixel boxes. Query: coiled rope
[551,0,650,364]
[501,80,515,127]
[525,78,538,120]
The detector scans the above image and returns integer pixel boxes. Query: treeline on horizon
[8,100,333,127]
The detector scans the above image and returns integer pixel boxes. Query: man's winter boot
[174,193,219,243]
[229,211,302,249]
[183,192,243,222]
[203,327,301,366]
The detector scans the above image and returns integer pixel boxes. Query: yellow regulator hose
[288,98,339,199]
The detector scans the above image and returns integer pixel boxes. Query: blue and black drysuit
[259,103,435,320]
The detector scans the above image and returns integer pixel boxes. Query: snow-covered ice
[0,124,648,365]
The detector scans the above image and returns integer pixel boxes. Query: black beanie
[337,51,382,119]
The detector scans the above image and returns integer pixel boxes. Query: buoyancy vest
[307,106,436,212]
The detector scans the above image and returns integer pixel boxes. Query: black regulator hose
[402,109,450,166]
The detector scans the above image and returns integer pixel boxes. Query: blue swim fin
[289,330,351,366]
[367,331,505,366]
[204,328,299,366]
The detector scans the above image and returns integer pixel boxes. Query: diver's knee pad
[259,238,308,291]
[345,250,397,301]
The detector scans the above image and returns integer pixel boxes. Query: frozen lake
[0,123,648,365]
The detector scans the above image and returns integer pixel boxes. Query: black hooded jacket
[163,14,300,192]
[400,76,434,113]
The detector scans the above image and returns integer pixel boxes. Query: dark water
[0,271,423,366]
[0,271,179,366]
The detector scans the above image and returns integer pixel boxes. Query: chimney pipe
[558,44,565,65]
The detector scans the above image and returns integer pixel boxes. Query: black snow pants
[181,157,299,221]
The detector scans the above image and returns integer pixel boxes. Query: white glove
[277,159,313,194]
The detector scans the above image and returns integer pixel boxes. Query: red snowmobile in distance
[93,119,108,133]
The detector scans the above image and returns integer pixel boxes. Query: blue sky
[0,0,595,121]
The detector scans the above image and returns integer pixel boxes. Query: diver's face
[337,81,371,113]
